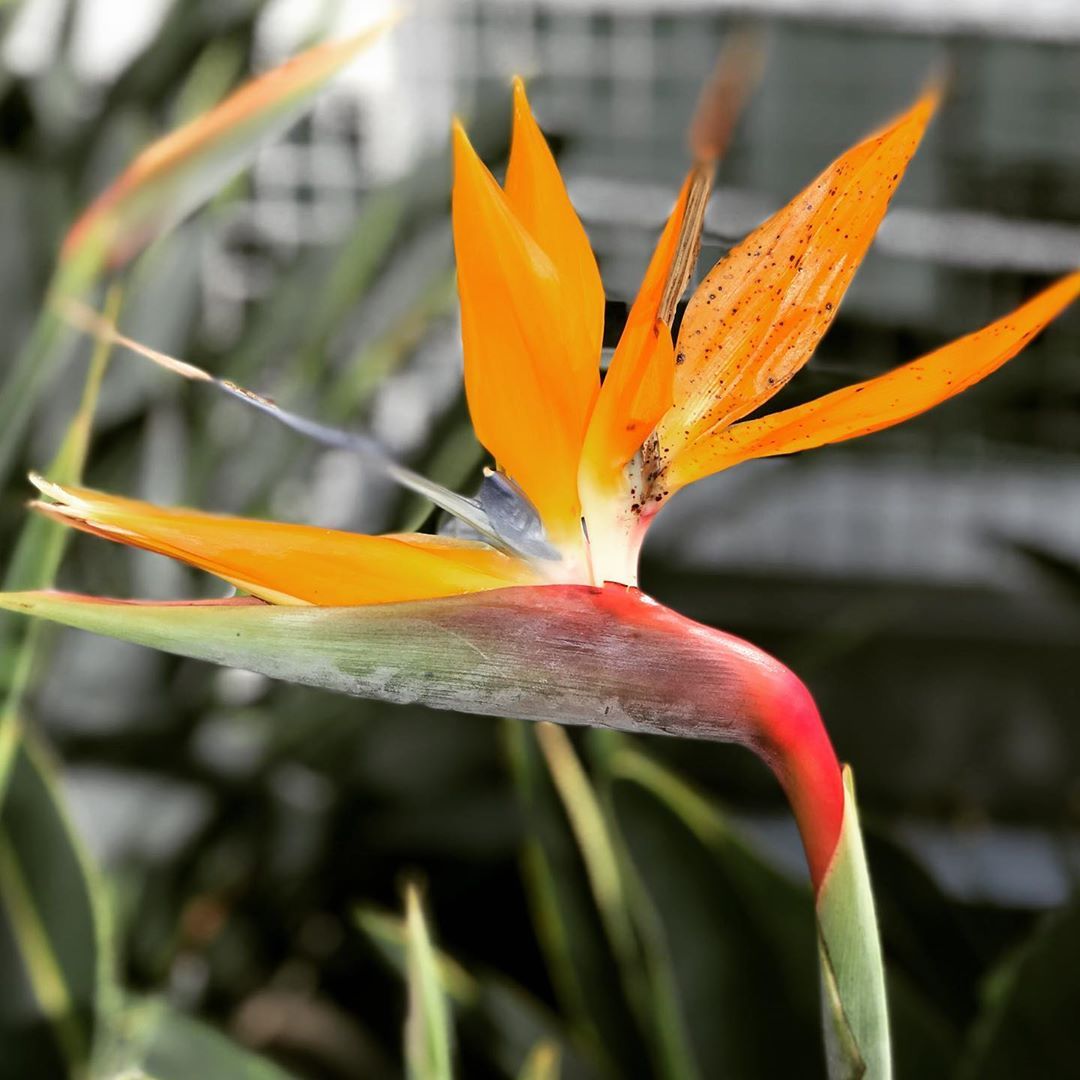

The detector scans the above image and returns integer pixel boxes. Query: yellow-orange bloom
[30,478,536,606]
[35,77,1079,601]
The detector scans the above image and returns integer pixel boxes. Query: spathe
[0,583,841,884]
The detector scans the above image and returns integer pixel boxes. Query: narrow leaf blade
[355,905,584,1078]
[0,736,110,1077]
[605,742,822,1080]
[61,19,396,271]
[816,767,890,1080]
[504,722,649,1077]
[518,1039,562,1080]
[1,286,121,820]
[534,724,642,1008]
[103,997,293,1080]
[0,22,393,484]
[404,884,454,1080]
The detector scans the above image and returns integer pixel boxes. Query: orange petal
[667,272,1080,490]
[658,84,940,457]
[452,122,599,545]
[579,172,693,479]
[31,479,538,606]
[505,77,605,375]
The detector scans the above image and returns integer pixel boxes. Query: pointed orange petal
[452,122,599,545]
[505,77,605,373]
[668,272,1080,490]
[658,85,940,458]
[579,173,693,479]
[31,480,538,606]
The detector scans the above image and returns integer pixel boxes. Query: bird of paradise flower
[3,47,1078,1080]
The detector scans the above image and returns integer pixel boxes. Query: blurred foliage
[0,2,1079,1079]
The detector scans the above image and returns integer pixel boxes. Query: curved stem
[741,659,845,893]
[700,626,890,1076]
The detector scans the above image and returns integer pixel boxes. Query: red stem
[743,658,845,891]
[591,584,845,890]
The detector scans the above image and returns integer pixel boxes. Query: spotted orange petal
[658,85,939,459]
[31,479,537,606]
[505,77,605,378]
[579,172,693,481]
[452,123,599,546]
[667,272,1080,490]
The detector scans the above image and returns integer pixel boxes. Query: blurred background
[1,0,1079,1077]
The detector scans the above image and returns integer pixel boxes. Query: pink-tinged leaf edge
[60,20,395,271]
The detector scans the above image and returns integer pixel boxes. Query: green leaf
[0,291,122,1077]
[885,969,960,1080]
[0,285,122,815]
[329,267,456,422]
[2,298,115,583]
[60,20,396,274]
[532,725,646,1024]
[537,726,741,1080]
[173,38,250,128]
[358,906,477,1004]
[355,906,588,1079]
[518,1039,562,1080]
[0,21,393,484]
[102,997,294,1080]
[957,895,1080,1080]
[302,189,410,380]
[0,294,118,1074]
[404,884,454,1080]
[0,291,85,523]
[815,767,890,1080]
[856,829,970,1079]
[0,735,112,1078]
[603,740,823,1080]
[504,722,652,1078]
